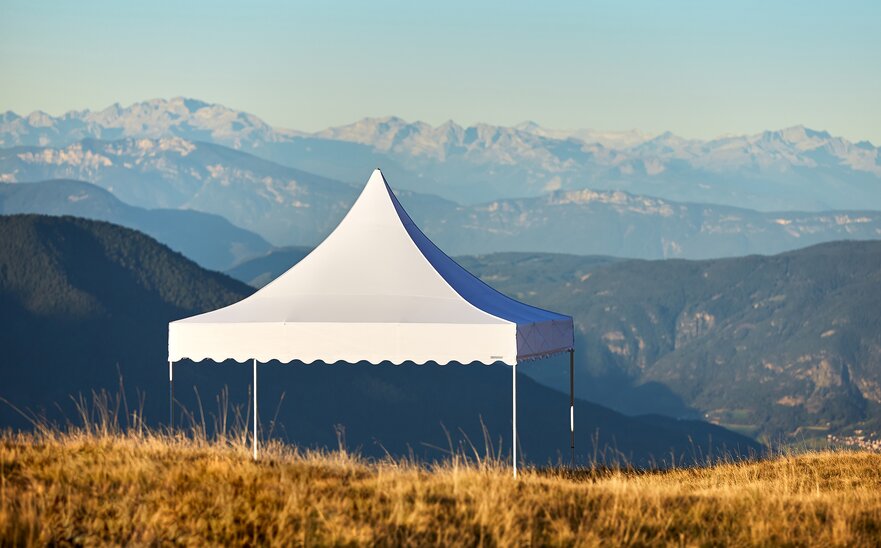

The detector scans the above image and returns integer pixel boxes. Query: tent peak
[358,168,389,197]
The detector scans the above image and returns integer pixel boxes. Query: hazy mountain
[314,118,881,209]
[0,99,418,193]
[0,179,270,270]
[0,138,357,246]
[228,241,881,444]
[0,97,299,149]
[0,215,760,465]
[3,139,880,261]
[418,190,881,260]
[3,99,879,211]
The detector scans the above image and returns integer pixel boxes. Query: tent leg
[253,358,258,460]
[168,360,173,431]
[569,349,575,468]
[512,361,517,479]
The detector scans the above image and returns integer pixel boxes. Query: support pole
[253,358,258,460]
[168,360,173,430]
[569,349,575,468]
[512,361,517,479]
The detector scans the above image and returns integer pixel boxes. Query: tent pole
[168,360,173,431]
[569,349,575,468]
[253,358,258,460]
[512,361,517,479]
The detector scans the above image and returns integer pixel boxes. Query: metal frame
[512,361,517,478]
[171,349,573,469]
[570,348,575,468]
[511,347,575,478]
[253,359,258,460]
[168,360,173,430]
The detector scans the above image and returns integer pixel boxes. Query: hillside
[0,214,253,427]
[0,215,759,465]
[456,243,881,442]
[0,179,270,270]
[229,242,881,443]
[3,98,879,211]
[2,433,879,545]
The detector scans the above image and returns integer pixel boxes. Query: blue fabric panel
[385,181,572,326]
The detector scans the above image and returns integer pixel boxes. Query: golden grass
[2,428,880,546]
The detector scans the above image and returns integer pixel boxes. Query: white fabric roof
[168,169,573,365]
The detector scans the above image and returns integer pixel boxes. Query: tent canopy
[168,169,573,366]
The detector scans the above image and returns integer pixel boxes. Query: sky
[1,0,879,143]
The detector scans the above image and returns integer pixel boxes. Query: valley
[0,215,760,465]
[2,97,880,453]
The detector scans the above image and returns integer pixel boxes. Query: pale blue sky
[1,0,879,142]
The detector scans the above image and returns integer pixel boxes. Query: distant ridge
[0,179,271,270]
[2,141,880,260]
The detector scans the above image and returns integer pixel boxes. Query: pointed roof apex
[367,167,386,186]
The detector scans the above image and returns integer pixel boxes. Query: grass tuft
[2,428,881,545]
[1,392,880,545]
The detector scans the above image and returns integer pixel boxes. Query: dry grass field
[2,421,881,546]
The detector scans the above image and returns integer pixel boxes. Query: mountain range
[2,97,879,211]
[0,214,760,465]
[316,117,881,210]
[4,167,880,261]
[228,242,881,443]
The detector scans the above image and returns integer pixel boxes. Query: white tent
[168,169,575,475]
